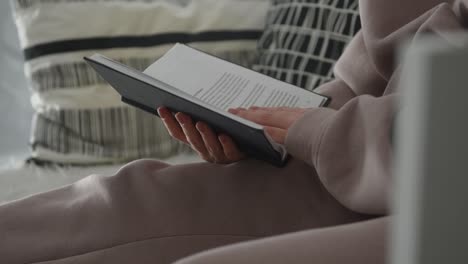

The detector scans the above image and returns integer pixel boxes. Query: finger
[263,126,288,144]
[158,107,188,144]
[218,134,246,161]
[249,106,306,113]
[234,108,299,129]
[175,113,212,161]
[227,108,243,115]
[195,122,227,163]
[229,106,306,113]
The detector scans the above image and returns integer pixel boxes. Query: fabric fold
[285,107,336,167]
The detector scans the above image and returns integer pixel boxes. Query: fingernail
[195,122,205,132]
[157,107,166,118]
[228,108,239,114]
[219,135,227,143]
[175,113,186,124]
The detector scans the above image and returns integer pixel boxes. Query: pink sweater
[286,0,467,215]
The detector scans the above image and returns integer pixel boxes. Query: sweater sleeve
[285,94,397,215]
[285,0,467,216]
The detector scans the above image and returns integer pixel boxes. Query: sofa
[0,0,359,203]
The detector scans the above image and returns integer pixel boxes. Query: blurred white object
[392,34,468,264]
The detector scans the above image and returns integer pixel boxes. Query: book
[84,43,329,167]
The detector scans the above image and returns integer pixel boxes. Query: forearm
[285,94,398,215]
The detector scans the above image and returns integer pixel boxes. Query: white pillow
[11,0,269,164]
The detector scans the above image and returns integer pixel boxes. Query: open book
[84,44,329,166]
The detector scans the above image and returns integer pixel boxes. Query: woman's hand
[158,107,245,164]
[228,106,307,144]
[158,106,308,164]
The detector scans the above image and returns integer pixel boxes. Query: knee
[114,159,170,176]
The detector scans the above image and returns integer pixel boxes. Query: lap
[0,158,366,264]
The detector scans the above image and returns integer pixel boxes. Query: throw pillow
[11,0,269,164]
[253,0,361,90]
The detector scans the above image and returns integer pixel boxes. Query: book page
[144,44,327,112]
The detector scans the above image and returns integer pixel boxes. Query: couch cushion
[253,0,361,91]
[11,0,269,164]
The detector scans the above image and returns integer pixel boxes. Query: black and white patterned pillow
[253,0,361,90]
[12,0,269,164]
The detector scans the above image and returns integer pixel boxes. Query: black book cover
[84,55,288,167]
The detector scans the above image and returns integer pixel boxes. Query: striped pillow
[12,0,269,164]
[253,0,361,90]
